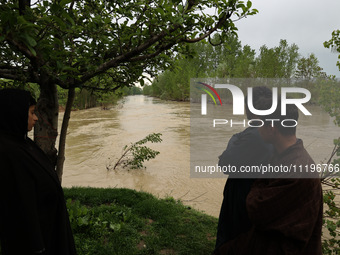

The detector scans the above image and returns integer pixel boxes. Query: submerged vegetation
[108,133,163,170]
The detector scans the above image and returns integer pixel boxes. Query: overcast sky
[234,0,340,77]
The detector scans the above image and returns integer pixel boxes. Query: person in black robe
[0,89,77,255]
[215,101,323,255]
[214,87,273,250]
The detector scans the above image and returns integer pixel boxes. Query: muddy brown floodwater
[53,95,339,217]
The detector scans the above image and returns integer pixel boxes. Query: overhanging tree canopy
[0,0,257,180]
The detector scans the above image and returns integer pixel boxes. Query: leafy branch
[108,133,162,170]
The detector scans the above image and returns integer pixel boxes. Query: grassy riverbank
[63,187,217,255]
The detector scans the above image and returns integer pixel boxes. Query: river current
[54,95,339,217]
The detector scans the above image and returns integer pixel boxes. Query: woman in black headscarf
[0,89,77,255]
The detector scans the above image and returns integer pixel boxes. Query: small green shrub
[109,133,162,170]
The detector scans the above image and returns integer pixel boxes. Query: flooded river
[58,95,339,217]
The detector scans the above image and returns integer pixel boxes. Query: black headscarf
[0,88,37,139]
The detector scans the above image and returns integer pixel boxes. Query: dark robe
[215,127,273,249]
[215,139,323,255]
[0,89,77,255]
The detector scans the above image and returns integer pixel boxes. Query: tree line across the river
[143,37,328,102]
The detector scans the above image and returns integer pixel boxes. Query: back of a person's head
[245,86,272,120]
[0,88,36,138]
[258,98,299,136]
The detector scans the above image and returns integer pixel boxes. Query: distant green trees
[58,86,142,110]
[255,40,299,79]
[0,81,140,111]
[144,38,326,101]
[295,53,327,81]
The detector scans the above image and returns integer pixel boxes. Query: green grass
[63,187,218,255]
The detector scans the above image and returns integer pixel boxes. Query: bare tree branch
[129,40,179,63]
[81,84,122,92]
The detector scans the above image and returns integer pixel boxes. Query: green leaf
[109,223,121,232]
[27,45,37,56]
[24,34,37,47]
[16,15,27,25]
[51,15,66,29]
[61,11,75,26]
[60,0,73,6]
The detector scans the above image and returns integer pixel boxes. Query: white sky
[234,0,340,77]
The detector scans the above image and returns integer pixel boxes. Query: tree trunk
[35,83,59,167]
[56,87,76,183]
